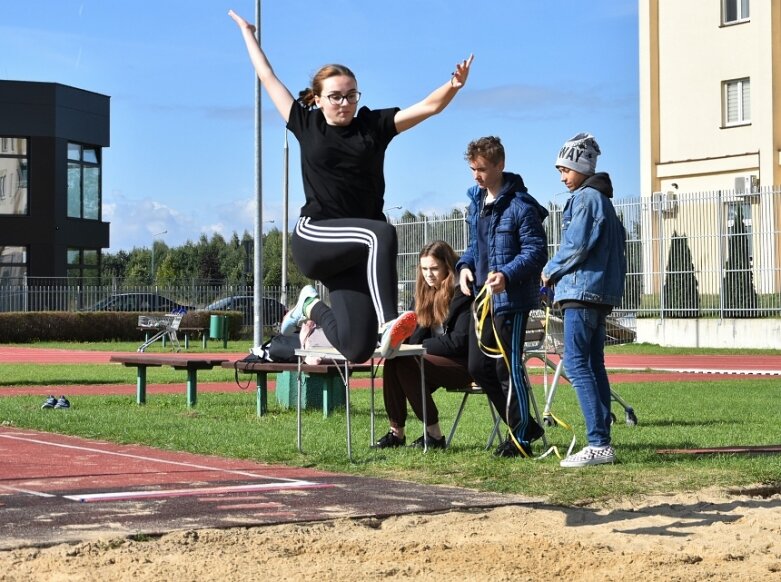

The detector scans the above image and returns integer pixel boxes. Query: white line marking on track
[0,485,55,498]
[63,482,330,503]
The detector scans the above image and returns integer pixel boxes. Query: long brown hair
[297,64,357,108]
[414,240,459,329]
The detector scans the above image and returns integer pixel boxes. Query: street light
[383,205,402,221]
[150,230,167,284]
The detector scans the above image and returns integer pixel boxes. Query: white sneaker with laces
[280,285,318,336]
[560,445,616,468]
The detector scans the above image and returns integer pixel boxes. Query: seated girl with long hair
[376,240,473,449]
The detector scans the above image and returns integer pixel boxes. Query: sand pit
[2,485,780,581]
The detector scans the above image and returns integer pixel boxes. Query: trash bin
[209,314,224,340]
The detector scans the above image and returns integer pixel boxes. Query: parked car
[204,295,286,327]
[82,293,194,312]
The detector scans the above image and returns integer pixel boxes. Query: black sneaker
[525,419,545,443]
[493,435,532,458]
[54,395,71,409]
[41,395,57,409]
[410,433,446,450]
[375,431,405,449]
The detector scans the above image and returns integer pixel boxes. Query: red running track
[2,346,781,373]
[1,347,780,399]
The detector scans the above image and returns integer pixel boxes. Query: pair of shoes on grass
[41,395,70,410]
[374,430,446,450]
[560,445,616,468]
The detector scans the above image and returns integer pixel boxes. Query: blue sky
[1,1,639,253]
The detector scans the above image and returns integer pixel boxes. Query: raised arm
[228,10,295,123]
[394,54,474,134]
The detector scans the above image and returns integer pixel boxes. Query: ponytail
[297,87,317,108]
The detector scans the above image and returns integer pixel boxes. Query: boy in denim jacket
[542,133,626,468]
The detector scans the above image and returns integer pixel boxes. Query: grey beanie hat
[555,132,601,176]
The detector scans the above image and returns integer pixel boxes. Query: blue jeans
[563,307,612,447]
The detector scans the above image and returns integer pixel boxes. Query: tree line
[101,229,310,288]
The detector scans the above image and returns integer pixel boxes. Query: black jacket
[407,287,473,358]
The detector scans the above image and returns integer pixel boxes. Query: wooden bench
[225,359,374,417]
[109,354,230,407]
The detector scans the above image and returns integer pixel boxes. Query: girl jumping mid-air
[229,9,473,362]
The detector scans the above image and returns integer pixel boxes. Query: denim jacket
[456,172,549,315]
[542,173,626,307]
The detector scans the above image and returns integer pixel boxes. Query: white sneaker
[280,285,318,336]
[560,445,616,468]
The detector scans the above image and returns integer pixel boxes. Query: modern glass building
[0,81,110,281]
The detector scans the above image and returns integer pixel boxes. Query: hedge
[0,311,243,343]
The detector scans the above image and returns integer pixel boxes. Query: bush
[662,231,700,318]
[722,207,758,318]
[0,311,243,343]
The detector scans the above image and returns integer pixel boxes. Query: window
[723,78,750,126]
[0,246,27,280]
[723,0,749,24]
[67,142,101,220]
[67,247,100,281]
[0,137,29,215]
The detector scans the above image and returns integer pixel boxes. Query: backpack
[249,332,300,363]
[234,333,301,389]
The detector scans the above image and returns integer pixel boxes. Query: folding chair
[524,309,638,427]
[445,383,501,450]
[446,381,550,450]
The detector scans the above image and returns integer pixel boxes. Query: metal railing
[3,186,780,334]
[391,185,781,325]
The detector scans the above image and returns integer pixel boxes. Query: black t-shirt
[286,102,399,221]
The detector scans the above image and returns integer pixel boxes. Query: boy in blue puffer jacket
[457,136,548,458]
[542,132,627,468]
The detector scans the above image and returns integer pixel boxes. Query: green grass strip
[2,378,780,505]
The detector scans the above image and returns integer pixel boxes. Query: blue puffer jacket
[456,172,549,315]
[542,172,626,306]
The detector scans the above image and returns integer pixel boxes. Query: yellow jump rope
[472,278,576,460]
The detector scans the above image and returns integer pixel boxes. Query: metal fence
[392,185,781,323]
[0,282,291,328]
[2,186,779,332]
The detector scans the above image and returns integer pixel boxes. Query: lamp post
[281,130,289,306]
[383,205,402,221]
[252,0,264,347]
[150,230,167,284]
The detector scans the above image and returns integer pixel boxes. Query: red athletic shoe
[378,311,417,359]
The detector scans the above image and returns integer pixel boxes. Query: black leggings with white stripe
[291,216,400,363]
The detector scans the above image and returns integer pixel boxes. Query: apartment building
[640,0,780,194]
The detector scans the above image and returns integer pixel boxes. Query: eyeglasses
[323,92,361,106]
